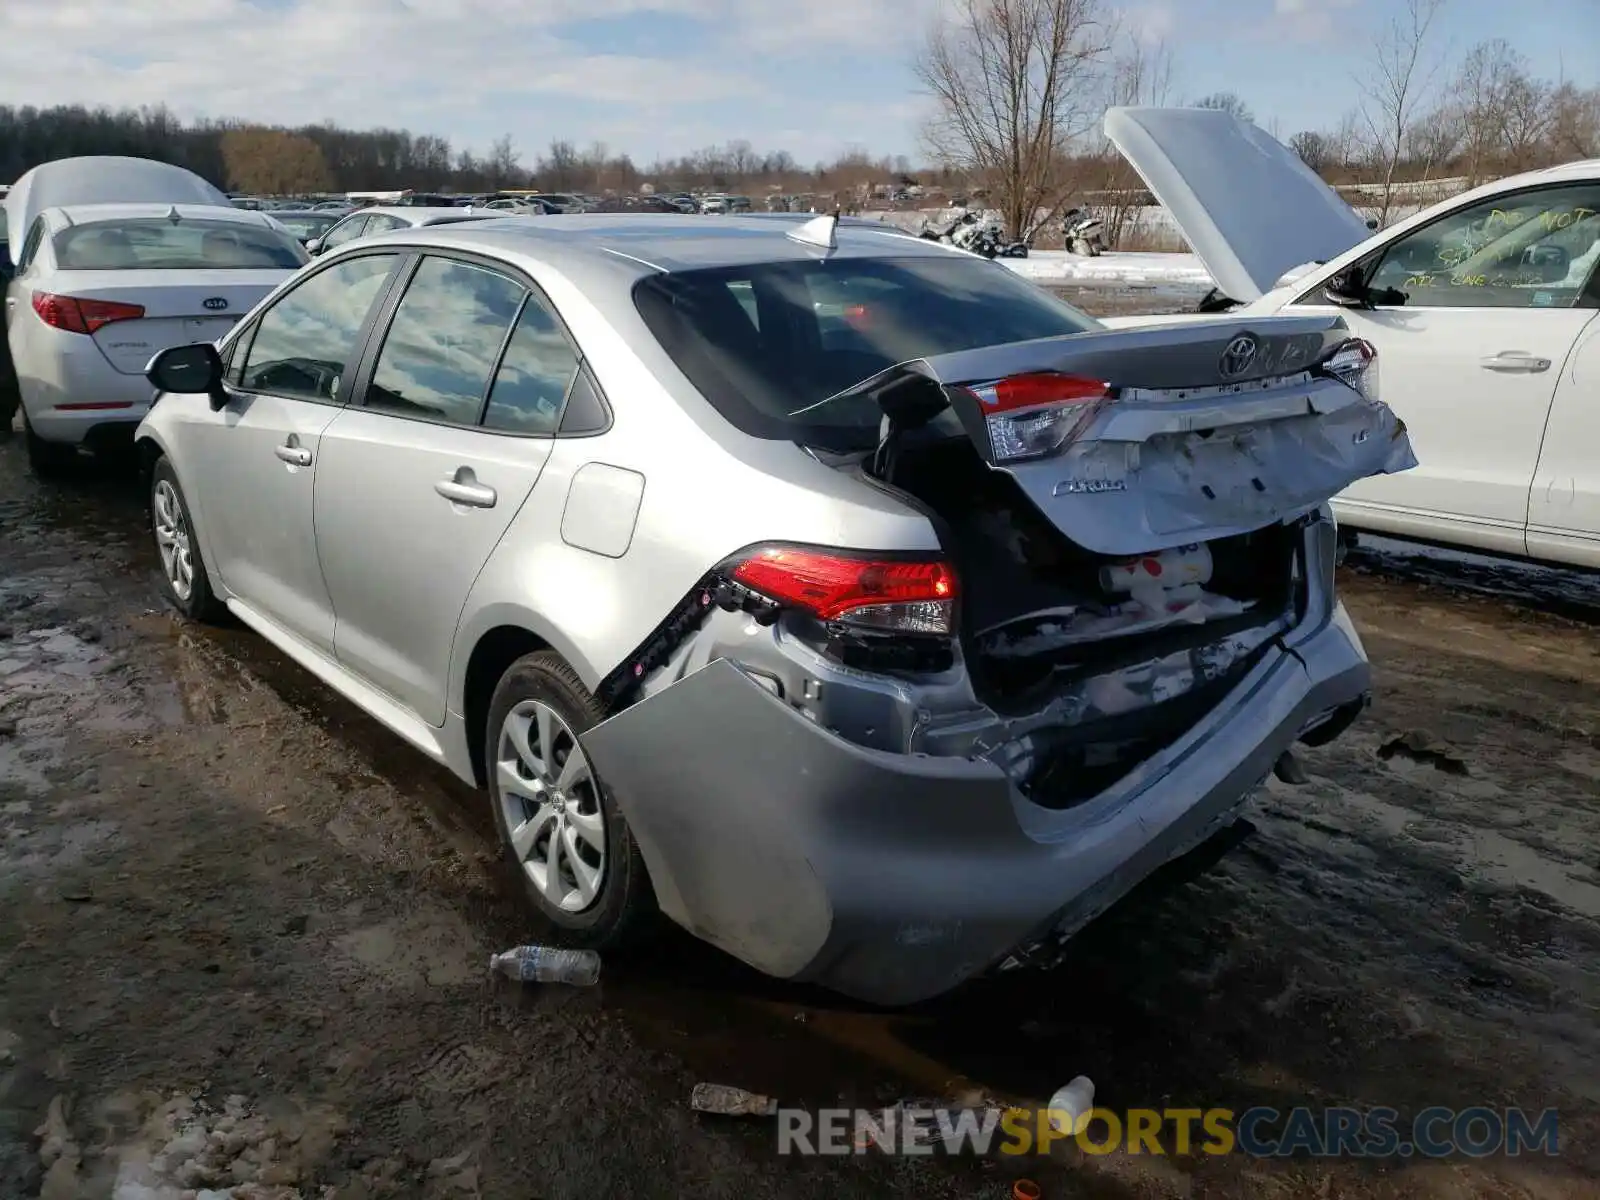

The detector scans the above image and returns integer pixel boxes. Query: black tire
[0,363,19,441]
[22,410,78,477]
[149,456,227,623]
[486,650,654,949]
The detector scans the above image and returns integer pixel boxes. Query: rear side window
[633,255,1096,449]
[53,219,306,270]
[321,215,370,248]
[483,295,581,434]
[365,255,525,425]
[240,254,395,401]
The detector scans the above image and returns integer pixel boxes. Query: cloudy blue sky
[0,0,1594,166]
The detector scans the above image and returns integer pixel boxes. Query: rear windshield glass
[53,218,307,270]
[633,255,1097,448]
[273,214,337,239]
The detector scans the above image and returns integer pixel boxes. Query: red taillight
[954,371,1111,463]
[32,292,145,335]
[730,546,958,635]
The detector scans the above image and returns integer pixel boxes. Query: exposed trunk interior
[867,434,1301,808]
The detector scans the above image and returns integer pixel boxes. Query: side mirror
[305,237,324,255]
[1323,265,1374,309]
[147,342,228,411]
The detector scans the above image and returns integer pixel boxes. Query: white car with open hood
[1102,107,1600,569]
[3,156,308,473]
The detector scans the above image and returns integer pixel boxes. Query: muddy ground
[1,394,1597,1197]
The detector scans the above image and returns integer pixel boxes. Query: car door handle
[1479,351,1551,374]
[274,443,313,467]
[434,472,497,508]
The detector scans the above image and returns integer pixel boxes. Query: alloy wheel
[153,479,194,601]
[496,700,607,911]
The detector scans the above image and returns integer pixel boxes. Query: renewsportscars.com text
[777,1105,1560,1159]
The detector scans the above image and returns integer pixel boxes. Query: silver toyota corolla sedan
[134,213,1415,1005]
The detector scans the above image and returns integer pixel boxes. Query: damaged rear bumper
[583,602,1370,1007]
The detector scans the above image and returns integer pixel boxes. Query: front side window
[633,255,1098,448]
[53,219,306,270]
[239,254,396,402]
[1365,184,1600,309]
[483,294,581,434]
[365,256,526,425]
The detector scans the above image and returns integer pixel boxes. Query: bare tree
[219,128,332,194]
[1405,103,1464,178]
[1548,82,1600,159]
[916,0,1115,241]
[1091,31,1174,247]
[1193,92,1254,124]
[1500,70,1554,170]
[485,133,520,189]
[1454,40,1524,183]
[1289,130,1332,172]
[1356,0,1448,224]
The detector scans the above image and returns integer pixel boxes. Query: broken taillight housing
[1316,337,1378,400]
[730,545,958,635]
[953,371,1110,463]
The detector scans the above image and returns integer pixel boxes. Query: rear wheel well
[463,626,551,787]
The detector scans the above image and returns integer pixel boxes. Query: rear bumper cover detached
[583,600,1371,1007]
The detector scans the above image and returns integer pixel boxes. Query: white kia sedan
[1101,107,1600,569]
[4,156,309,474]
[5,203,306,472]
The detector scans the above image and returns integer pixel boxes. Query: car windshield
[54,218,307,270]
[633,254,1097,449]
[274,213,337,239]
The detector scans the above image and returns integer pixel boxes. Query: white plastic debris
[1046,1076,1095,1136]
[489,945,601,985]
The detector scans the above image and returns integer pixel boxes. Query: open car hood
[1104,107,1372,302]
[5,156,230,246]
[847,315,1416,557]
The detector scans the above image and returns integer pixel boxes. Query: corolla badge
[1218,334,1259,379]
[202,297,229,311]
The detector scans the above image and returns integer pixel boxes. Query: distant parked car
[527,193,586,214]
[307,206,507,255]
[265,209,342,247]
[699,195,729,215]
[484,198,552,215]
[4,158,306,473]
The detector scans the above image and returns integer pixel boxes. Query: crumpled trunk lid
[855,313,1416,558]
[1103,106,1372,302]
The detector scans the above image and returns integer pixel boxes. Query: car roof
[355,212,956,280]
[52,202,281,228]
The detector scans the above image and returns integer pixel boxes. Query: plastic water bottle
[1046,1076,1095,1136]
[489,945,601,986]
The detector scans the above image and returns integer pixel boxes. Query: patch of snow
[1001,250,1213,288]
